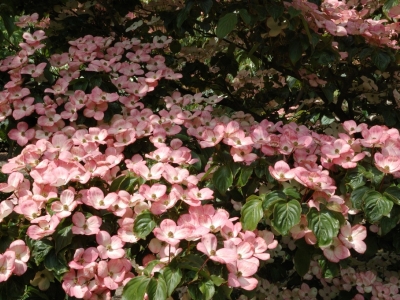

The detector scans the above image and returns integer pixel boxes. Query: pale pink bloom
[196,233,236,263]
[321,139,351,159]
[62,269,90,298]
[8,122,35,146]
[84,187,118,210]
[117,218,139,243]
[19,200,42,220]
[139,184,167,201]
[339,222,367,254]
[22,30,47,44]
[51,189,78,218]
[361,125,389,147]
[199,124,225,148]
[227,261,258,291]
[356,271,376,294]
[27,215,60,240]
[72,212,102,235]
[69,247,99,270]
[343,120,367,135]
[187,187,214,201]
[153,219,193,246]
[0,251,15,282]
[268,160,295,181]
[8,240,30,275]
[320,237,350,263]
[0,172,24,193]
[97,259,127,290]
[96,231,125,259]
[199,209,229,233]
[0,200,14,222]
[12,97,35,120]
[290,215,317,245]
[374,152,400,174]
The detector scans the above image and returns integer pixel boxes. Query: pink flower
[72,212,102,235]
[96,231,125,259]
[339,222,367,254]
[97,259,126,290]
[8,122,35,146]
[27,215,60,240]
[320,237,350,263]
[0,251,15,282]
[51,189,78,218]
[196,234,237,264]
[227,261,258,291]
[374,152,400,174]
[268,160,295,181]
[8,240,30,275]
[68,247,99,270]
[153,219,193,246]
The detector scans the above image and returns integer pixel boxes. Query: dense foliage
[0,0,400,300]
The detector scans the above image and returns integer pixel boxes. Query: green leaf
[199,0,213,14]
[241,198,263,231]
[134,211,156,239]
[307,207,340,247]
[210,275,226,286]
[267,3,284,20]
[350,186,370,209]
[319,258,339,278]
[283,188,301,200]
[364,191,393,223]
[272,200,301,235]
[0,13,15,36]
[216,13,238,39]
[54,224,73,254]
[175,254,204,271]
[28,238,54,266]
[237,166,253,187]
[346,171,366,190]
[44,250,69,275]
[188,285,203,300]
[162,266,182,297]
[289,38,303,64]
[110,172,139,193]
[239,9,252,24]
[380,205,400,235]
[384,186,400,205]
[199,280,215,300]
[212,165,233,195]
[372,51,391,71]
[122,276,150,300]
[262,191,286,210]
[143,260,162,277]
[177,0,194,27]
[321,115,335,125]
[294,247,312,277]
[383,0,399,17]
[147,273,167,300]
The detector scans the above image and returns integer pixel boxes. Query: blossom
[153,219,193,246]
[72,212,102,235]
[339,222,367,254]
[30,269,54,291]
[320,237,350,263]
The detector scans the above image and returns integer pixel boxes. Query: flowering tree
[0,0,400,300]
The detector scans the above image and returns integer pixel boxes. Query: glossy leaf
[162,266,182,297]
[134,211,156,239]
[241,198,263,231]
[122,276,150,300]
[212,165,233,195]
[272,200,301,235]
[364,191,393,223]
[216,13,237,38]
[307,207,340,247]
[147,273,167,300]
